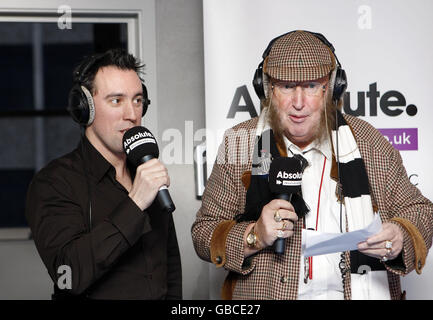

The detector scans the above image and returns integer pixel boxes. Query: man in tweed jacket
[191,30,433,299]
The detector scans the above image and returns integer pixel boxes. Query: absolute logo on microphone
[269,157,303,194]
[275,171,303,186]
[123,131,156,154]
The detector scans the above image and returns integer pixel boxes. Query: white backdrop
[203,0,433,299]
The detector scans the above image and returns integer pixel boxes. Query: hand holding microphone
[123,126,176,213]
[268,156,304,254]
[249,156,304,255]
[128,158,170,211]
[253,199,298,249]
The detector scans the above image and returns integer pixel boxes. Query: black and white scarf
[332,110,389,299]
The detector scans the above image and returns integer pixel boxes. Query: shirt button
[418,261,422,270]
[280,276,289,283]
[216,256,222,264]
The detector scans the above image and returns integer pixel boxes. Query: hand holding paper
[302,214,382,257]
[357,221,404,261]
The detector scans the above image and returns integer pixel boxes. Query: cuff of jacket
[210,220,256,275]
[390,217,427,274]
[108,197,152,247]
[210,220,236,267]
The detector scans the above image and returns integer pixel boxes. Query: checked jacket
[191,114,433,300]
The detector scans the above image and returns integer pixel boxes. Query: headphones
[252,30,347,103]
[68,53,151,126]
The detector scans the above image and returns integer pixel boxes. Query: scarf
[239,108,390,299]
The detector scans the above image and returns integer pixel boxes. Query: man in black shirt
[25,49,182,299]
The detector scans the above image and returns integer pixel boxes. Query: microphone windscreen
[123,126,159,166]
[269,157,303,194]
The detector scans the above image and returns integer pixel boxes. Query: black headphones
[252,30,347,103]
[68,53,151,126]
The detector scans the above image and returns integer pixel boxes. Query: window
[0,20,128,238]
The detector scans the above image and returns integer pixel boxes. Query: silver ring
[385,248,392,257]
[385,240,393,249]
[277,230,284,238]
[274,210,282,222]
[381,255,388,262]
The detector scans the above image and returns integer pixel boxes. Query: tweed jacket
[191,114,433,300]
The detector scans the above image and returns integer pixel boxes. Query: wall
[155,0,208,299]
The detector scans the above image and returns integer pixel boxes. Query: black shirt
[25,137,182,299]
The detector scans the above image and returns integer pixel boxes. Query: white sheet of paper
[302,214,382,257]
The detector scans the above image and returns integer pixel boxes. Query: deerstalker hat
[264,30,335,81]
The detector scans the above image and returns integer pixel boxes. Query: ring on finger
[276,230,284,238]
[274,210,282,222]
[385,247,392,257]
[381,255,388,262]
[281,221,289,230]
[385,240,393,250]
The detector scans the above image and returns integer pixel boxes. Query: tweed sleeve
[345,114,433,276]
[384,147,433,275]
[191,124,256,275]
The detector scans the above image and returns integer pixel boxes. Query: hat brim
[266,64,333,82]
